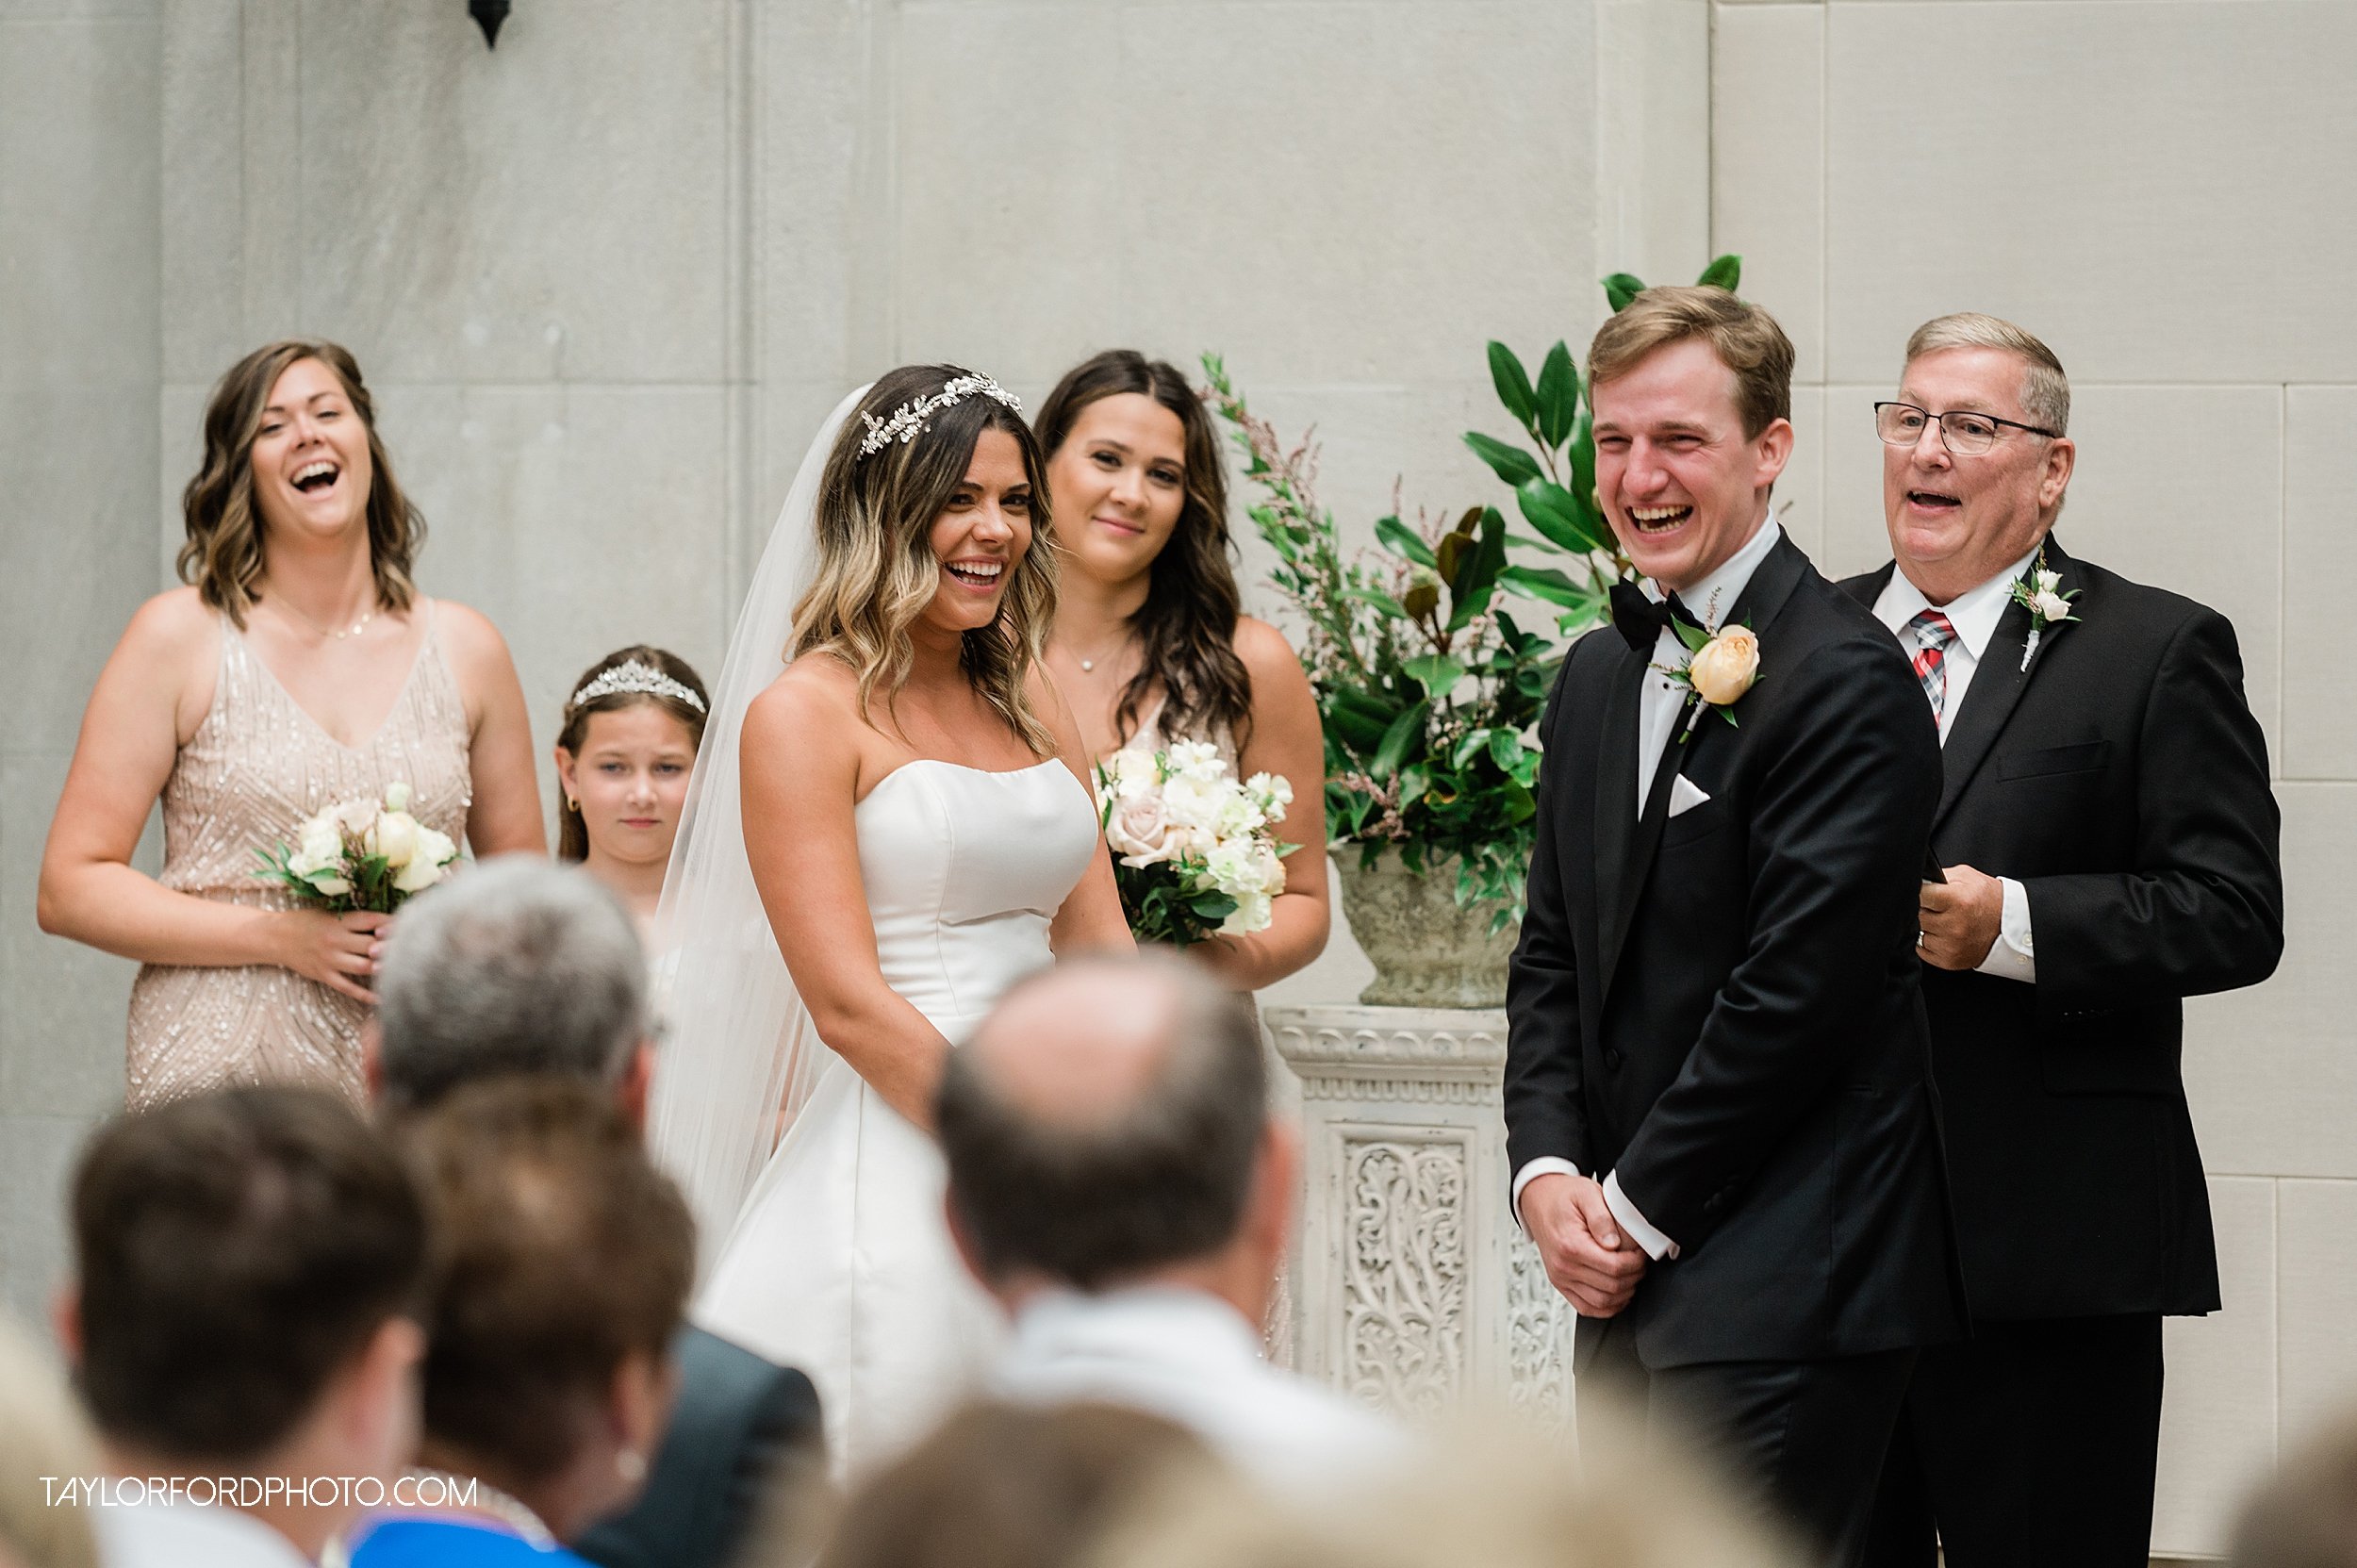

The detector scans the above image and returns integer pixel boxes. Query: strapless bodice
[853,757,1099,1038]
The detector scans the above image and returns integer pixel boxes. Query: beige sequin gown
[124,602,473,1110]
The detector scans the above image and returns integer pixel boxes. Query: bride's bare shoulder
[746,653,865,753]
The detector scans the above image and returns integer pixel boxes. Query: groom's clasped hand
[1521,1171,1643,1318]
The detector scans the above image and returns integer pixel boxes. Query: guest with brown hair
[58,1084,429,1567]
[348,1078,693,1568]
[37,338,543,1109]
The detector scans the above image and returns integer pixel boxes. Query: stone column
[1265,1004,1574,1433]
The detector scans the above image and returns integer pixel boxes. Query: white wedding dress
[692,756,1101,1478]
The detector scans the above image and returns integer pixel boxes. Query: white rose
[383,781,413,814]
[393,827,456,893]
[1097,748,1161,801]
[2032,590,2071,622]
[370,810,421,868]
[1204,839,1277,898]
[1106,792,1183,866]
[295,816,343,867]
[1211,789,1268,842]
[2034,569,2062,595]
[332,798,378,836]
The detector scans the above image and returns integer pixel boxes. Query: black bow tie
[1609,581,1701,654]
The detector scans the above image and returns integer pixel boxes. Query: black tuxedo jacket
[1838,537,2282,1320]
[576,1325,824,1568]
[1505,533,1967,1370]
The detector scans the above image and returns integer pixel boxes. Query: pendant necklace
[270,591,375,641]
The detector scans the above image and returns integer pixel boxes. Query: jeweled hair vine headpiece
[569,659,707,714]
[856,372,1023,461]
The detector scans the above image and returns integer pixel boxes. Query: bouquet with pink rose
[252,781,459,915]
[1093,742,1295,948]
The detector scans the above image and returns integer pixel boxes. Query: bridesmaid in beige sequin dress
[39,340,545,1109]
[1037,352,1332,1361]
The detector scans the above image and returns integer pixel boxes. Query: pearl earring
[617,1448,647,1483]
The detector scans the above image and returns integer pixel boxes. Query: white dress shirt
[1511,517,1786,1264]
[1871,548,2041,983]
[94,1497,314,1568]
[993,1285,1408,1496]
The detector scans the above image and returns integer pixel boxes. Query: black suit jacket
[575,1325,824,1568]
[1505,533,1968,1370]
[1838,537,2282,1320]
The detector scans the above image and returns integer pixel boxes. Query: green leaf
[1445,505,1509,631]
[1604,272,1647,312]
[1463,431,1544,489]
[1401,653,1468,701]
[1371,700,1430,778]
[1568,412,1598,530]
[1373,514,1437,569]
[1487,341,1538,428]
[1673,618,1713,653]
[1452,728,1494,769]
[1504,530,1562,553]
[1397,763,1429,809]
[1500,778,1537,823]
[1498,564,1591,608]
[1488,727,1528,773]
[1516,477,1611,554]
[1697,253,1743,292]
[1534,342,1579,449]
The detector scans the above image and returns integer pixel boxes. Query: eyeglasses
[1874,402,2059,456]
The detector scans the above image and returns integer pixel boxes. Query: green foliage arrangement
[1203,256,1741,929]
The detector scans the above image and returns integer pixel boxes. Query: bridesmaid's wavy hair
[793,365,1059,755]
[178,339,424,630]
[553,645,710,863]
[1036,351,1252,750]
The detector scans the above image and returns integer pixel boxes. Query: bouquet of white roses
[1094,741,1295,948]
[253,781,458,915]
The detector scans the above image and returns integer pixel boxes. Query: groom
[1504,287,1965,1565]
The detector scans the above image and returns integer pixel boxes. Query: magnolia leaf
[1372,700,1430,778]
[1342,585,1409,619]
[1498,564,1590,608]
[1697,253,1743,292]
[1535,341,1579,448]
[1604,272,1646,312]
[1374,513,1437,569]
[1516,477,1611,554]
[1402,653,1468,701]
[1446,507,1508,630]
[1463,431,1544,489]
[1402,580,1441,622]
[1487,341,1538,428]
[1435,530,1468,585]
[1487,727,1527,773]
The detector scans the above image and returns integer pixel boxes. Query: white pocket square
[1668,775,1712,818]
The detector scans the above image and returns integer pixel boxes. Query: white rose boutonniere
[1656,593,1763,740]
[2009,549,2082,670]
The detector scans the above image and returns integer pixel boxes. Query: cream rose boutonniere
[1656,599,1763,739]
[2009,548,2081,670]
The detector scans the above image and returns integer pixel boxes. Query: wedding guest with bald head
[937,951,1403,1497]
[1844,314,2283,1568]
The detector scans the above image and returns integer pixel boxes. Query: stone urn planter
[1331,850,1520,1009]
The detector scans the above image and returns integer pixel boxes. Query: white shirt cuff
[1603,1169,1679,1261]
[1510,1158,1583,1232]
[1974,876,2037,983]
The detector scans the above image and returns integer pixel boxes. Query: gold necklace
[268,592,375,641]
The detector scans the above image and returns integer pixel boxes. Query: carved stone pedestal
[1265,1003,1574,1433]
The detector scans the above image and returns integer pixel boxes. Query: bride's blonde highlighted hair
[791,365,1060,754]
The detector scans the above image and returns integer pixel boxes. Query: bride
[650,366,1132,1478]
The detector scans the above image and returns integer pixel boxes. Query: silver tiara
[569,659,706,714]
[856,373,1023,460]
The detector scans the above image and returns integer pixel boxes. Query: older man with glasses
[1841,315,2284,1568]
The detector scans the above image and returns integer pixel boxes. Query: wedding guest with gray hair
[60,1085,429,1568]
[1846,313,2283,1568]
[367,855,821,1568]
[938,950,1404,1496]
